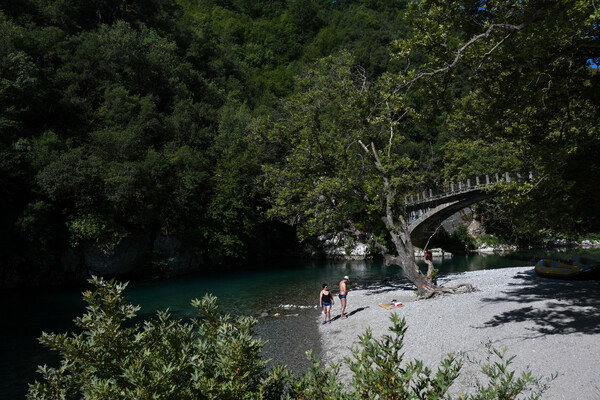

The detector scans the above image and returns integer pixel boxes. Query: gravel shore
[318,267,600,399]
[256,307,322,374]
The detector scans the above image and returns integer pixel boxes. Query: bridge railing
[404,171,534,207]
[404,171,534,226]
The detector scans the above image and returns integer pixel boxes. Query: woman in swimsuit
[319,283,334,324]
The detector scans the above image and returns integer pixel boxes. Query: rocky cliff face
[304,233,372,259]
[0,234,208,288]
[83,234,152,277]
[83,234,207,278]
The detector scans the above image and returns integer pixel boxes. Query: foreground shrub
[458,341,555,400]
[291,315,552,400]
[27,276,287,399]
[28,277,552,399]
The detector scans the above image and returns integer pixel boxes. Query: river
[2,247,599,399]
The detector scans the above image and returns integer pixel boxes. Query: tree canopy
[256,0,599,296]
[1,0,599,286]
[0,0,409,284]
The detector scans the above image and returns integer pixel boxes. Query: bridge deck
[404,172,531,209]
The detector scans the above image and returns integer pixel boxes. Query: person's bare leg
[340,298,347,319]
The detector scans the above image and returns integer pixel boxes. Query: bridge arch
[408,190,495,249]
[406,172,532,249]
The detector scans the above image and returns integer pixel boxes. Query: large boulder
[305,233,372,259]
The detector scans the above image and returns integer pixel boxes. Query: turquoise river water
[2,247,599,399]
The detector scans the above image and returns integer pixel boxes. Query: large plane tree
[256,0,598,298]
[255,51,469,298]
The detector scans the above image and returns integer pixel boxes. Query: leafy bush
[581,232,600,241]
[28,277,552,400]
[458,342,556,400]
[477,233,501,247]
[292,314,552,400]
[27,277,287,400]
[449,224,477,252]
[346,314,461,399]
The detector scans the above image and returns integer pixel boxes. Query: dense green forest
[1,0,598,287]
[0,0,411,285]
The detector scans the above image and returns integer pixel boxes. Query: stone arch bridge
[406,172,533,249]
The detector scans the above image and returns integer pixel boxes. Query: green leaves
[66,213,120,247]
[288,351,345,400]
[3,0,599,277]
[29,278,553,399]
[1,0,421,274]
[389,0,600,239]
[345,313,461,400]
[441,139,523,180]
[258,51,409,241]
[458,342,556,400]
[28,277,288,400]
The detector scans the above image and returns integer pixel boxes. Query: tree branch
[477,32,513,70]
[344,220,389,255]
[359,139,408,250]
[398,5,551,92]
[423,223,444,252]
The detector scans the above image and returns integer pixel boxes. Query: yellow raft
[535,258,599,279]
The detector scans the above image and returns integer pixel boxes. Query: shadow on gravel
[359,277,415,295]
[331,306,369,321]
[358,272,465,296]
[478,269,600,336]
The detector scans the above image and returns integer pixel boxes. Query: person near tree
[425,250,434,282]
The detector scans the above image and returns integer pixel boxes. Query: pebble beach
[317,267,600,399]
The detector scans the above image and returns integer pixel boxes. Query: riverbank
[318,267,600,399]
[255,307,321,374]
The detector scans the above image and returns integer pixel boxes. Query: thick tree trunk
[384,253,433,298]
[383,222,475,299]
[361,140,475,298]
[384,224,434,298]
[425,259,435,282]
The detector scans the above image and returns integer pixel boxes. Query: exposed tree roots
[417,283,478,300]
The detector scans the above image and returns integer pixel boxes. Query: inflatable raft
[535,258,599,279]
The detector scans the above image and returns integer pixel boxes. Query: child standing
[319,283,334,324]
